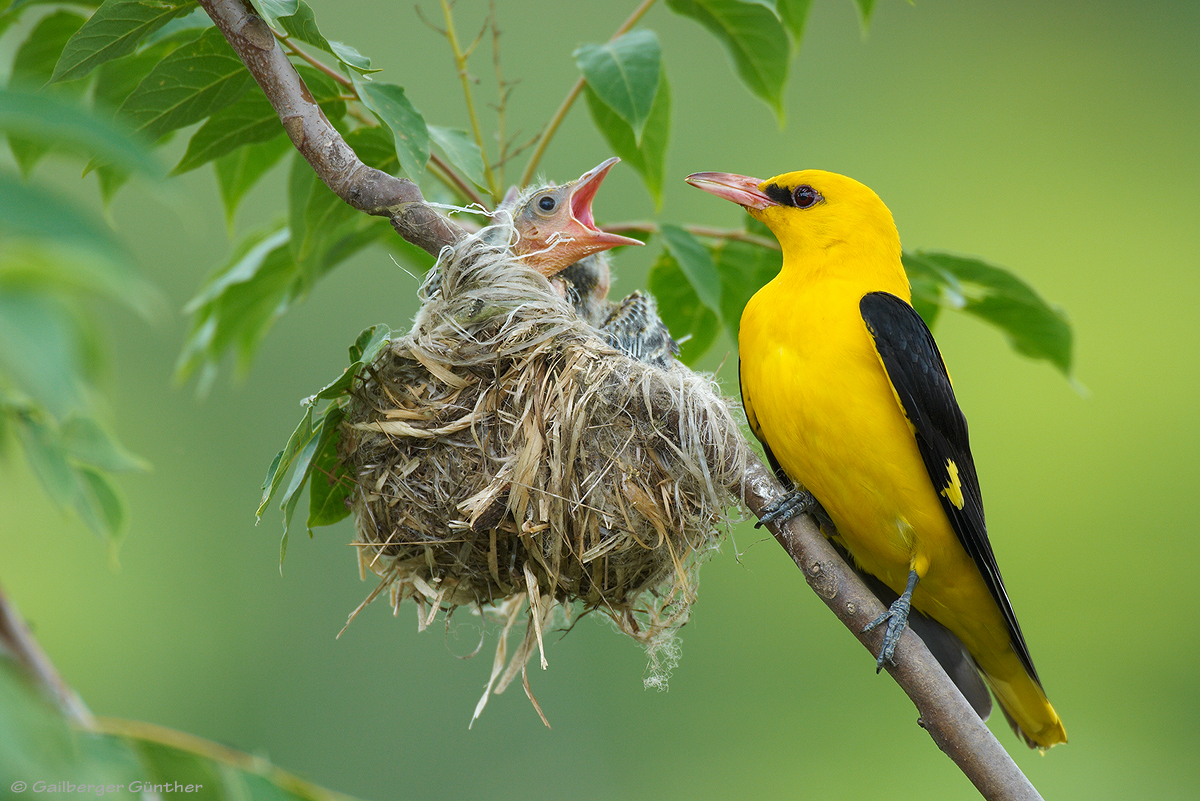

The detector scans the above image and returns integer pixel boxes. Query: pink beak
[566,157,643,250]
[684,172,775,210]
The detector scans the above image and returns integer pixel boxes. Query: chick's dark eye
[538,195,556,212]
[792,184,822,209]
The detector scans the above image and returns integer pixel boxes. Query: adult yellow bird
[686,169,1067,749]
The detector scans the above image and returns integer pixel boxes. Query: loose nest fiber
[341,217,748,718]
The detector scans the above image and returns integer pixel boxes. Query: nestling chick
[506,158,679,367]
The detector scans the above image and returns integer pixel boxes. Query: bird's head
[508,157,643,276]
[685,169,901,260]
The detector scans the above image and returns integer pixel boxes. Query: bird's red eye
[792,185,822,209]
[538,195,556,212]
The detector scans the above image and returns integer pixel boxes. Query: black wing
[860,291,1040,685]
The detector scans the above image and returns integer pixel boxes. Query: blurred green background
[2,0,1198,799]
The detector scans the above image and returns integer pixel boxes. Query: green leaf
[0,292,87,417]
[172,88,277,174]
[306,406,349,529]
[903,251,955,328]
[116,25,253,143]
[51,0,196,84]
[659,223,724,322]
[428,125,486,189]
[174,66,342,175]
[11,9,87,88]
[75,465,126,540]
[327,40,377,75]
[354,77,429,181]
[176,226,295,385]
[214,133,291,225]
[61,415,149,472]
[584,72,670,207]
[712,238,780,340]
[349,323,392,365]
[0,171,138,268]
[574,29,661,144]
[247,0,296,31]
[647,249,720,364]
[777,0,812,44]
[275,0,379,74]
[142,5,209,44]
[0,661,145,794]
[6,11,90,174]
[344,124,399,172]
[287,151,359,284]
[92,27,194,111]
[258,403,313,520]
[666,0,789,120]
[0,89,160,176]
[9,410,134,541]
[13,410,77,506]
[306,323,391,404]
[1,658,378,800]
[902,251,1073,376]
[853,0,877,32]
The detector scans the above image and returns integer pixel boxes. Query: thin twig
[429,151,486,207]
[489,0,512,188]
[0,586,94,728]
[277,34,353,88]
[440,0,500,199]
[519,0,659,187]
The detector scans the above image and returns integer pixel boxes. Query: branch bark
[741,457,1043,801]
[195,3,1044,798]
[0,586,94,728]
[197,0,464,257]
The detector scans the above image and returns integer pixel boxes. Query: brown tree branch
[0,586,94,728]
[196,3,1044,798]
[742,456,1043,801]
[197,0,464,257]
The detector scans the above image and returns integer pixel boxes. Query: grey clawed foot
[755,488,819,529]
[862,569,920,671]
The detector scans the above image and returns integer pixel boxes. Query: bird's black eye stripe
[763,183,793,206]
[538,195,556,211]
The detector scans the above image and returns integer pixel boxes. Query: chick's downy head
[509,157,642,276]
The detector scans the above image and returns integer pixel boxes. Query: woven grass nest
[340,217,748,721]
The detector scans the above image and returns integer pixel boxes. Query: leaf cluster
[0,85,161,544]
[0,0,1073,544]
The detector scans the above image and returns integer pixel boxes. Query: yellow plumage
[689,169,1066,749]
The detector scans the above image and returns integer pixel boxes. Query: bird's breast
[739,276,946,589]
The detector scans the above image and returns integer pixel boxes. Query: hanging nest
[340,217,748,721]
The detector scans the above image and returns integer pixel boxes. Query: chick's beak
[685,172,775,210]
[562,157,643,252]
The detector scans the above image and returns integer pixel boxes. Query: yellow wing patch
[940,459,965,510]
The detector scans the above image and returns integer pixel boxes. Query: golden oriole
[685,169,1066,749]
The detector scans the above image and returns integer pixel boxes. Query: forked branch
[197,0,464,256]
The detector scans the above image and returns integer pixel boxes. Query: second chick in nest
[506,158,681,368]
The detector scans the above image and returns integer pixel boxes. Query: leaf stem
[518,0,658,187]
[429,152,487,208]
[277,35,353,88]
[440,0,500,199]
